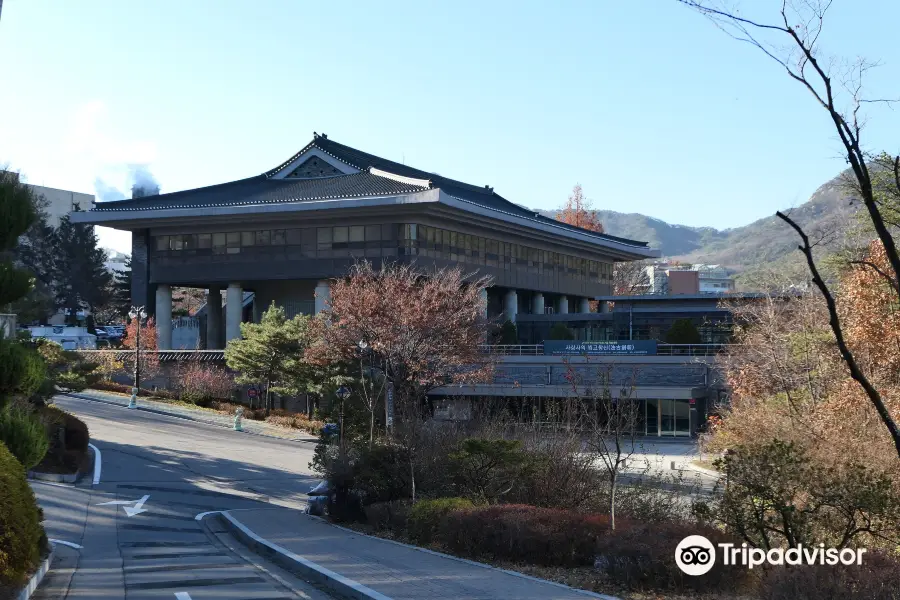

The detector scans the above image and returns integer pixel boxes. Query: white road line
[174,593,192,600]
[194,510,221,521]
[49,539,83,550]
[88,443,101,485]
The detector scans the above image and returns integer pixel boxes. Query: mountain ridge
[539,169,861,275]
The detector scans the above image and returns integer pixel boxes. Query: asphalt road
[30,395,328,599]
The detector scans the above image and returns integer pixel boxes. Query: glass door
[660,399,675,436]
[645,399,658,436]
[675,399,691,437]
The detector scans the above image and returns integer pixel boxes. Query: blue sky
[1,0,898,253]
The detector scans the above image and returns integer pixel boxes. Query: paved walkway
[66,389,318,442]
[227,507,617,600]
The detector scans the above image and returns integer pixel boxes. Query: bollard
[128,387,138,409]
[234,407,244,432]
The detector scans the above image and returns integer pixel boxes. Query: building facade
[71,134,659,349]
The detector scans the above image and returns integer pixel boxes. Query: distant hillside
[540,170,863,278]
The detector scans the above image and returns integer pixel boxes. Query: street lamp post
[128,306,147,409]
[335,385,351,450]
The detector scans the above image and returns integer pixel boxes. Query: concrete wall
[30,184,95,227]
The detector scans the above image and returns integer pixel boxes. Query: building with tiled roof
[72,133,658,349]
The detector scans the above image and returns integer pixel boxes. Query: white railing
[481,343,730,357]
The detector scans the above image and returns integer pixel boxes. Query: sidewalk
[220,507,618,600]
[63,389,318,442]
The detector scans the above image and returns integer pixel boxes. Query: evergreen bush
[0,405,49,470]
[0,441,46,586]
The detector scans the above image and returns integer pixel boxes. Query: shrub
[265,409,325,435]
[364,500,412,532]
[548,322,575,340]
[449,438,531,503]
[0,441,46,586]
[0,339,46,403]
[439,504,610,567]
[408,497,475,544]
[0,404,49,470]
[594,522,747,594]
[175,361,234,405]
[758,550,900,600]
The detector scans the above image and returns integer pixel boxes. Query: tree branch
[777,211,900,458]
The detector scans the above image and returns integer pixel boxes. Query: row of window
[154,223,613,282]
[414,225,613,281]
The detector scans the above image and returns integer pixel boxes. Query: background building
[30,183,95,226]
[638,263,735,295]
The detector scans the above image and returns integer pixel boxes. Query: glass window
[382,223,397,240]
[156,236,169,251]
[242,231,256,246]
[182,235,196,250]
[333,226,348,243]
[272,230,286,245]
[365,225,381,241]
[212,233,226,254]
[317,227,332,245]
[255,230,270,245]
[170,236,183,251]
[226,232,240,254]
[286,228,303,245]
[349,226,364,243]
[198,233,211,249]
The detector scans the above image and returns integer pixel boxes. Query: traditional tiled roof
[269,135,650,248]
[90,171,428,212]
[86,134,651,250]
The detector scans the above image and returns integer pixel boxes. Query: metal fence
[481,343,729,357]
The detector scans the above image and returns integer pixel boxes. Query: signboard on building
[543,340,658,356]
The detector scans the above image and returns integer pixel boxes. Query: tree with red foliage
[555,184,604,233]
[121,317,160,384]
[317,261,494,500]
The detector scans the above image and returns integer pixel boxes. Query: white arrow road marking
[49,539,83,549]
[174,593,192,600]
[96,494,150,516]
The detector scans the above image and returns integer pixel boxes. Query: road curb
[213,511,392,600]
[28,446,94,484]
[14,546,54,600]
[60,392,316,444]
[309,515,622,600]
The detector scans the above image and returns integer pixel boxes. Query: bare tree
[681,0,900,458]
[566,361,641,530]
[613,260,651,296]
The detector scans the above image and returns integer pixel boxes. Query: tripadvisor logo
[675,535,867,575]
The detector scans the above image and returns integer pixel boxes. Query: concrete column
[532,292,545,315]
[503,289,518,323]
[206,288,222,349]
[155,284,172,350]
[314,280,331,313]
[225,283,243,343]
[557,295,569,314]
[579,297,592,314]
[599,300,609,314]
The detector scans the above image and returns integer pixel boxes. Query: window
[156,236,169,251]
[212,233,226,254]
[286,228,304,245]
[349,225,364,244]
[256,230,271,245]
[242,231,256,246]
[333,226,348,244]
[365,225,381,241]
[272,230,286,245]
[198,233,211,249]
[226,232,240,254]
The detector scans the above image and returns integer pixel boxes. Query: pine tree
[110,256,132,318]
[10,196,57,322]
[51,216,112,325]
[224,303,314,415]
[0,170,37,307]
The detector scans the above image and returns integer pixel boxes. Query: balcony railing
[481,343,729,357]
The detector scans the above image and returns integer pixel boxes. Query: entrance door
[658,399,691,437]
[660,399,675,436]
[645,399,659,436]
